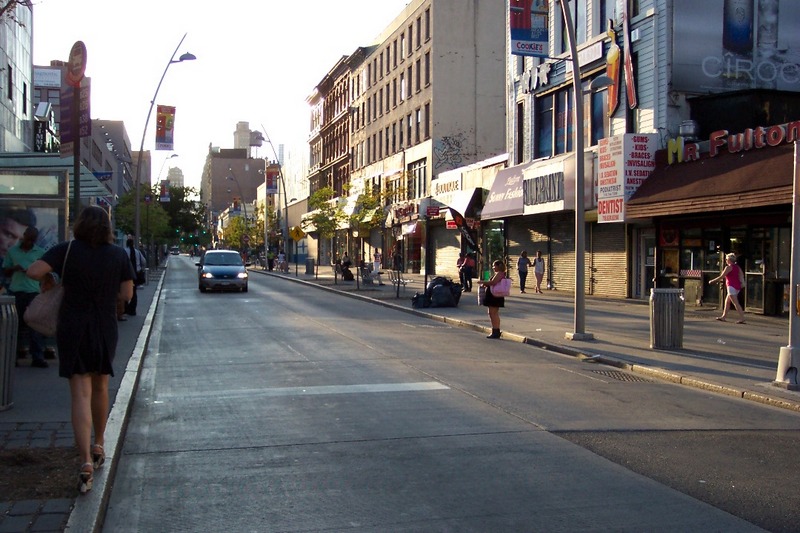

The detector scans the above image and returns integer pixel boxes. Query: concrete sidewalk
[259,263,800,413]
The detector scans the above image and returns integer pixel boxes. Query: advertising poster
[597,134,658,223]
[509,0,549,58]
[0,206,61,293]
[673,0,800,93]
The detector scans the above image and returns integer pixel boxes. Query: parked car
[196,250,248,293]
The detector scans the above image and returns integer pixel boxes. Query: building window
[554,88,573,155]
[386,47,391,75]
[424,103,430,139]
[515,101,525,165]
[400,73,406,101]
[393,39,398,67]
[425,8,431,41]
[407,24,413,55]
[7,65,12,100]
[415,108,421,143]
[424,52,430,86]
[400,34,405,60]
[385,126,390,155]
[399,118,404,148]
[415,59,421,92]
[379,88,383,117]
[407,66,413,98]
[536,94,553,158]
[535,75,610,159]
[386,83,390,113]
[392,78,397,107]
[378,130,383,159]
[22,82,27,115]
[408,158,427,199]
[407,114,413,146]
[392,122,397,152]
[367,63,372,88]
[379,54,384,80]
[416,16,422,48]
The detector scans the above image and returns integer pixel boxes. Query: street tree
[304,186,345,271]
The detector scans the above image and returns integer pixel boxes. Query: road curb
[65,272,166,532]
[255,269,800,414]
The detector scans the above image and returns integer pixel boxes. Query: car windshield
[204,253,243,266]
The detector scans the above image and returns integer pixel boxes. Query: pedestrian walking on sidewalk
[709,252,746,324]
[124,237,146,317]
[533,250,545,293]
[3,226,48,367]
[517,251,532,293]
[27,206,136,494]
[479,260,507,339]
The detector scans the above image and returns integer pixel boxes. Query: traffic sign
[290,226,305,242]
[66,41,87,88]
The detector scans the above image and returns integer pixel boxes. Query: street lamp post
[260,126,290,269]
[558,0,613,341]
[134,33,195,248]
[157,153,179,182]
[558,0,591,341]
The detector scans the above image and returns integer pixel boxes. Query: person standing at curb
[517,251,532,294]
[533,250,545,294]
[27,206,135,494]
[479,259,506,339]
[709,252,746,324]
[3,226,48,367]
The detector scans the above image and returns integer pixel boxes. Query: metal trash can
[143,268,150,286]
[649,288,685,349]
[305,258,315,275]
[0,295,18,410]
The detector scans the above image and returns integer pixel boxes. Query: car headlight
[201,272,214,279]
[237,272,248,279]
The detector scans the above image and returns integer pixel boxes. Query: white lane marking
[156,382,450,401]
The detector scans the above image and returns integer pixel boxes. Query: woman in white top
[533,250,545,294]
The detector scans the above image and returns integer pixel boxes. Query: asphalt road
[101,256,800,532]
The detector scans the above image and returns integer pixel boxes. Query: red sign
[66,41,87,88]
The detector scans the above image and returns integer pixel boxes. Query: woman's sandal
[92,444,105,469]
[78,463,93,494]
[715,316,727,321]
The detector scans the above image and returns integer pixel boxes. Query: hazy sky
[32,0,412,189]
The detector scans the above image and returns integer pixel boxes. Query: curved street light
[134,33,195,251]
[259,125,290,264]
[157,153,179,182]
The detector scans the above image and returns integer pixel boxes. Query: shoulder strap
[61,240,73,283]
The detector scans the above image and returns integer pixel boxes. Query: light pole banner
[510,0,549,58]
[155,105,176,150]
[266,168,279,195]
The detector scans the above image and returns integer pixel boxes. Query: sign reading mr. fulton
[597,133,658,223]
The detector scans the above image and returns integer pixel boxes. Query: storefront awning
[481,163,530,219]
[626,143,793,219]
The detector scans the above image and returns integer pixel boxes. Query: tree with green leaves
[304,186,345,273]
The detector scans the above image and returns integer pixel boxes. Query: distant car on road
[170,247,180,255]
[196,250,248,293]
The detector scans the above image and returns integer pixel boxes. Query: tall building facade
[0,4,33,153]
[305,0,507,271]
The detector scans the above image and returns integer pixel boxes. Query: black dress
[482,285,505,308]
[41,241,135,378]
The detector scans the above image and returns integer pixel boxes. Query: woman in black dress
[28,206,134,493]
[479,259,506,339]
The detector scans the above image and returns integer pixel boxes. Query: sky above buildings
[32,0,412,189]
